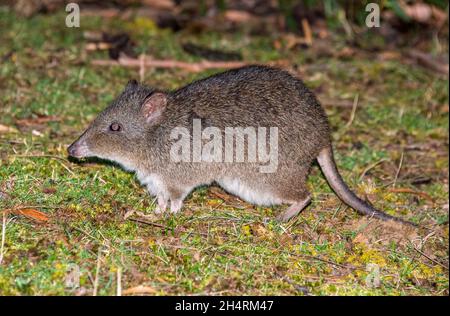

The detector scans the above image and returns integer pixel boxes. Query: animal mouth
[67,140,91,159]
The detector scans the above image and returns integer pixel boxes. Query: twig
[338,9,354,40]
[139,54,145,82]
[91,55,248,73]
[128,217,169,229]
[406,49,449,76]
[359,158,388,181]
[393,151,404,187]
[93,247,102,296]
[413,247,449,270]
[117,266,122,296]
[0,213,6,265]
[345,93,359,128]
[301,18,313,46]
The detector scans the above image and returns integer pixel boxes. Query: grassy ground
[0,7,448,296]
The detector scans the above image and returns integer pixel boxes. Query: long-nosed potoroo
[68,65,415,226]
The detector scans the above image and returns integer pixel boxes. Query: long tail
[317,146,416,226]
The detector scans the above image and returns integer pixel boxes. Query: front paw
[154,196,167,214]
[170,200,183,214]
[154,205,166,214]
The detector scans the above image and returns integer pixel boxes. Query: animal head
[67,80,168,171]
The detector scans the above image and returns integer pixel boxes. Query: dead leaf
[42,187,57,194]
[12,208,50,222]
[406,50,449,76]
[0,124,17,133]
[209,187,234,201]
[224,10,254,23]
[378,50,402,61]
[122,285,157,295]
[142,0,175,10]
[85,42,112,51]
[15,115,60,127]
[353,233,370,245]
[301,18,313,46]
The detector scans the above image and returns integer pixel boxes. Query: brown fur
[68,65,412,224]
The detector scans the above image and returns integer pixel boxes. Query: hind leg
[277,196,311,222]
[167,186,193,214]
[270,168,312,222]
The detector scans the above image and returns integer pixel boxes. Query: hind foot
[276,196,311,222]
[170,199,183,214]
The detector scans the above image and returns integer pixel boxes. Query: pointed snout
[67,139,91,159]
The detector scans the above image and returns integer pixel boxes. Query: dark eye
[109,122,122,132]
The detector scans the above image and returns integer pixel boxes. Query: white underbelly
[137,173,166,197]
[217,177,281,206]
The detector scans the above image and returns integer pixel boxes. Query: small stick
[128,217,169,229]
[406,50,449,76]
[116,266,122,296]
[93,247,102,296]
[393,151,404,187]
[92,56,248,73]
[0,213,6,265]
[301,19,313,46]
[139,54,145,82]
[345,93,359,128]
[413,247,449,270]
[85,42,112,51]
[359,158,388,181]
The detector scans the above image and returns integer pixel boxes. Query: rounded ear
[126,79,138,90]
[141,92,167,123]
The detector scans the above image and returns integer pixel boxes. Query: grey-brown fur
[68,65,413,225]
